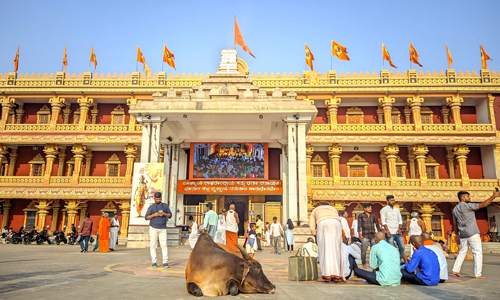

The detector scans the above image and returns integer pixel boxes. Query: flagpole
[234,15,237,50]
[136,61,138,72]
[88,61,91,72]
[331,55,333,71]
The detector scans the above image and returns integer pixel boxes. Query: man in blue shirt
[144,192,172,268]
[402,235,440,286]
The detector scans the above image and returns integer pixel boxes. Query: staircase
[126,225,182,248]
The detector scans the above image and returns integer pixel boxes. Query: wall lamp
[183,114,187,118]
[259,115,263,119]
[145,114,151,119]
[354,146,359,151]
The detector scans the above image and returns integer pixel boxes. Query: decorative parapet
[305,134,500,145]
[308,122,493,134]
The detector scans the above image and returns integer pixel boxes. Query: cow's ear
[241,264,250,285]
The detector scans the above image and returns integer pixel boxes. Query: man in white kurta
[339,211,351,241]
[109,215,120,251]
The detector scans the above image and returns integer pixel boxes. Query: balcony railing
[308,123,494,134]
[0,176,127,186]
[3,123,141,133]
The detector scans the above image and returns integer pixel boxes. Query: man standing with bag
[202,203,218,239]
[145,192,172,268]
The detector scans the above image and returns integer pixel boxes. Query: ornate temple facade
[1,50,500,243]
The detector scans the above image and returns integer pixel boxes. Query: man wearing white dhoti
[215,209,227,245]
[309,201,345,283]
[109,215,120,251]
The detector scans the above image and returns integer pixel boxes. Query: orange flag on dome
[63,46,68,72]
[480,44,492,69]
[137,46,146,69]
[234,17,255,58]
[382,43,397,69]
[409,43,423,67]
[446,44,453,69]
[305,43,314,70]
[14,47,19,72]
[90,46,98,70]
[163,45,176,70]
[144,64,152,79]
[331,40,350,61]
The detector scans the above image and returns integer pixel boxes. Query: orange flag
[63,46,68,72]
[409,43,423,67]
[446,44,453,69]
[163,45,176,70]
[234,17,255,58]
[331,40,350,61]
[480,44,492,69]
[144,64,152,79]
[14,46,19,72]
[305,43,315,70]
[90,46,98,70]
[382,43,397,68]
[137,46,146,69]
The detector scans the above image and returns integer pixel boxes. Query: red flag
[163,45,176,70]
[14,47,19,72]
[234,17,255,58]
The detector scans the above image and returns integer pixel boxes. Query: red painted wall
[398,147,410,178]
[428,106,446,124]
[89,151,126,176]
[466,147,483,179]
[461,106,477,124]
[95,104,130,124]
[337,106,378,124]
[22,103,46,124]
[493,96,500,131]
[427,147,450,179]
[394,106,406,124]
[314,108,328,124]
[339,152,382,177]
[268,148,281,180]
[15,146,44,176]
[7,199,31,230]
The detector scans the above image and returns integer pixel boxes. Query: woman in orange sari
[98,213,111,252]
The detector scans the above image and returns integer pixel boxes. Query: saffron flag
[446,44,453,69]
[331,40,350,60]
[305,43,315,70]
[137,46,146,69]
[14,47,19,72]
[163,45,176,70]
[144,64,152,79]
[480,44,492,69]
[63,46,68,72]
[409,43,423,67]
[382,43,397,69]
[90,46,98,70]
[234,17,255,58]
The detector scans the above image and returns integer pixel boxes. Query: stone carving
[195,86,206,98]
[166,87,177,98]
[220,83,228,95]
[152,91,163,97]
[272,87,282,97]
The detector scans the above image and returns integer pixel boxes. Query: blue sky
[1,0,499,75]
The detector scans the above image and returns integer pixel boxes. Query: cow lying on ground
[185,233,276,297]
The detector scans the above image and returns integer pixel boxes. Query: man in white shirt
[351,214,359,238]
[422,232,448,283]
[380,195,404,258]
[302,237,319,259]
[109,214,120,251]
[339,211,351,242]
[269,217,283,255]
[342,237,361,279]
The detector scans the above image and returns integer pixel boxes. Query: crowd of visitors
[193,153,265,179]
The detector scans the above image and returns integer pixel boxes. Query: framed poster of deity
[129,163,164,225]
[189,143,268,180]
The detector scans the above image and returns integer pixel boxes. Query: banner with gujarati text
[178,180,282,194]
[130,163,164,225]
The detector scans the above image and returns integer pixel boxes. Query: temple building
[1,49,500,245]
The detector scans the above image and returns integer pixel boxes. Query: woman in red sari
[98,213,111,252]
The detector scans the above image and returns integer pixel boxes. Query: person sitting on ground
[245,223,265,258]
[302,237,319,259]
[421,232,448,283]
[401,235,440,286]
[343,236,361,280]
[350,237,362,266]
[354,232,402,286]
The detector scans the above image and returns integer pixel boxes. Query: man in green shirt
[202,203,218,239]
[354,231,402,286]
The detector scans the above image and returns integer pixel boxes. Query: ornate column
[376,108,384,124]
[51,200,60,232]
[286,122,298,223]
[8,148,18,176]
[446,148,455,179]
[328,144,342,187]
[62,107,71,124]
[71,144,87,185]
[495,144,500,187]
[407,95,424,131]
[127,97,138,132]
[65,200,79,233]
[57,146,66,176]
[15,104,24,124]
[77,97,93,131]
[378,95,395,131]
[306,145,314,198]
[43,144,59,185]
[404,106,412,124]
[1,199,11,228]
[84,149,93,176]
[384,144,399,188]
[48,96,65,131]
[297,122,308,225]
[124,143,138,185]
[332,200,346,212]
[416,202,435,233]
[488,94,496,129]
[446,94,463,131]
[90,104,98,124]
[408,148,416,179]
[453,144,470,188]
[0,97,16,130]
[325,97,341,131]
[36,200,51,230]
[380,153,388,177]
[119,199,131,237]
[78,203,88,227]
[413,144,429,188]
[0,145,9,173]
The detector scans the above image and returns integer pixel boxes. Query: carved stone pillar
[48,97,65,131]
[408,148,416,179]
[413,144,429,188]
[90,104,98,124]
[325,97,341,131]
[71,144,87,185]
[417,202,435,233]
[380,153,388,177]
[0,97,16,131]
[84,149,93,176]
[43,144,59,184]
[127,97,138,132]
[453,144,470,188]
[488,94,496,129]
[379,95,395,131]
[404,106,412,124]
[376,108,384,124]
[407,95,424,131]
[328,144,342,187]
[15,104,24,124]
[446,148,455,179]
[384,144,399,188]
[0,145,9,173]
[1,199,11,228]
[332,200,346,212]
[8,148,18,176]
[51,199,60,232]
[36,200,51,230]
[62,107,71,124]
[495,145,500,187]
[306,145,314,177]
[446,94,463,131]
[119,199,130,237]
[65,200,79,233]
[77,97,93,131]
[57,146,66,176]
[124,143,138,185]
[78,203,88,227]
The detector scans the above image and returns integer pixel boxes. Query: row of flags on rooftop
[10,17,494,74]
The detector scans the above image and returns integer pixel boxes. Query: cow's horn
[235,244,250,260]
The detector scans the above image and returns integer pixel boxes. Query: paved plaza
[1,243,500,300]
